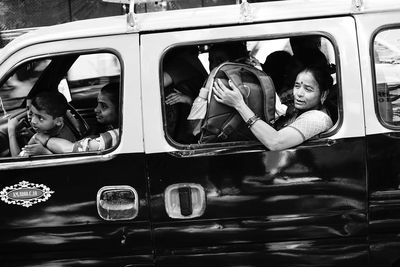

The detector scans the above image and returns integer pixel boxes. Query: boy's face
[30,105,62,133]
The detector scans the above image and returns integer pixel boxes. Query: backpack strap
[241,65,276,124]
[257,73,276,123]
[216,63,252,141]
[218,113,244,141]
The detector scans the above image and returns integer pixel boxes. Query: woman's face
[94,91,118,126]
[293,70,323,111]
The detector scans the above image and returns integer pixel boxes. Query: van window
[161,35,337,147]
[373,29,400,125]
[0,52,121,158]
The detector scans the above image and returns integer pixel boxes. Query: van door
[142,16,368,266]
[356,7,400,267]
[0,34,152,266]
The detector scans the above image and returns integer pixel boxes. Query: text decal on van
[0,181,54,208]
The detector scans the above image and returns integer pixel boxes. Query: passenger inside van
[290,36,338,123]
[262,50,296,106]
[187,41,252,138]
[163,46,207,143]
[30,82,120,153]
[213,65,333,150]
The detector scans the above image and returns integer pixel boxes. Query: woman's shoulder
[293,109,333,131]
[288,109,333,141]
[297,109,332,124]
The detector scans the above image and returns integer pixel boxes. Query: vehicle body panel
[0,34,151,265]
[141,16,368,266]
[0,0,399,266]
[356,10,400,266]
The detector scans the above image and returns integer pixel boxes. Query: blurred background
[0,0,280,47]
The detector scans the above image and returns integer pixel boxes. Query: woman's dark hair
[101,82,120,112]
[301,65,333,93]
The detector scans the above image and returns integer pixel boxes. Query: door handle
[97,185,139,221]
[164,183,206,219]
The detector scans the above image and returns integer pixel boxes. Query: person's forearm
[8,133,21,157]
[46,137,75,153]
[234,101,284,150]
[40,146,54,155]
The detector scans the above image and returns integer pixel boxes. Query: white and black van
[0,0,400,266]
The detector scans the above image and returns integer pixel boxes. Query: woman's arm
[34,133,75,153]
[213,79,303,151]
[35,130,117,153]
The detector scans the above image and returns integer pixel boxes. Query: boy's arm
[8,118,21,157]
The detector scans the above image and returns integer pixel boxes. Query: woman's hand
[165,89,193,105]
[213,79,245,110]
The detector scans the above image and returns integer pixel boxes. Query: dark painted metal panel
[0,154,152,266]
[368,133,400,267]
[155,238,368,267]
[149,138,368,266]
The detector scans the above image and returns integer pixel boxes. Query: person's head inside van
[30,91,68,134]
[213,65,333,151]
[293,66,331,111]
[95,81,120,129]
[290,35,321,55]
[208,41,248,71]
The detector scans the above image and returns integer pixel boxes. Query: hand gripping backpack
[199,62,276,143]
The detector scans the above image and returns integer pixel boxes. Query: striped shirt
[72,129,119,152]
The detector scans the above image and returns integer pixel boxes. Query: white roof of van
[1,0,400,62]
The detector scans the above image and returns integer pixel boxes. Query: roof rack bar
[352,0,364,11]
[126,0,139,30]
[239,0,253,23]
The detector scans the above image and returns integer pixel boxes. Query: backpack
[199,62,276,143]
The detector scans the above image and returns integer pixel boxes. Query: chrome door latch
[164,183,206,219]
[97,185,139,221]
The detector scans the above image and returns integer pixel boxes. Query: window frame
[0,48,124,163]
[159,33,341,152]
[371,24,400,129]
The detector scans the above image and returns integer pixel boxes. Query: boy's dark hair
[31,91,68,118]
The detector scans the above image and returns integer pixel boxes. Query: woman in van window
[213,65,333,151]
[32,82,120,153]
